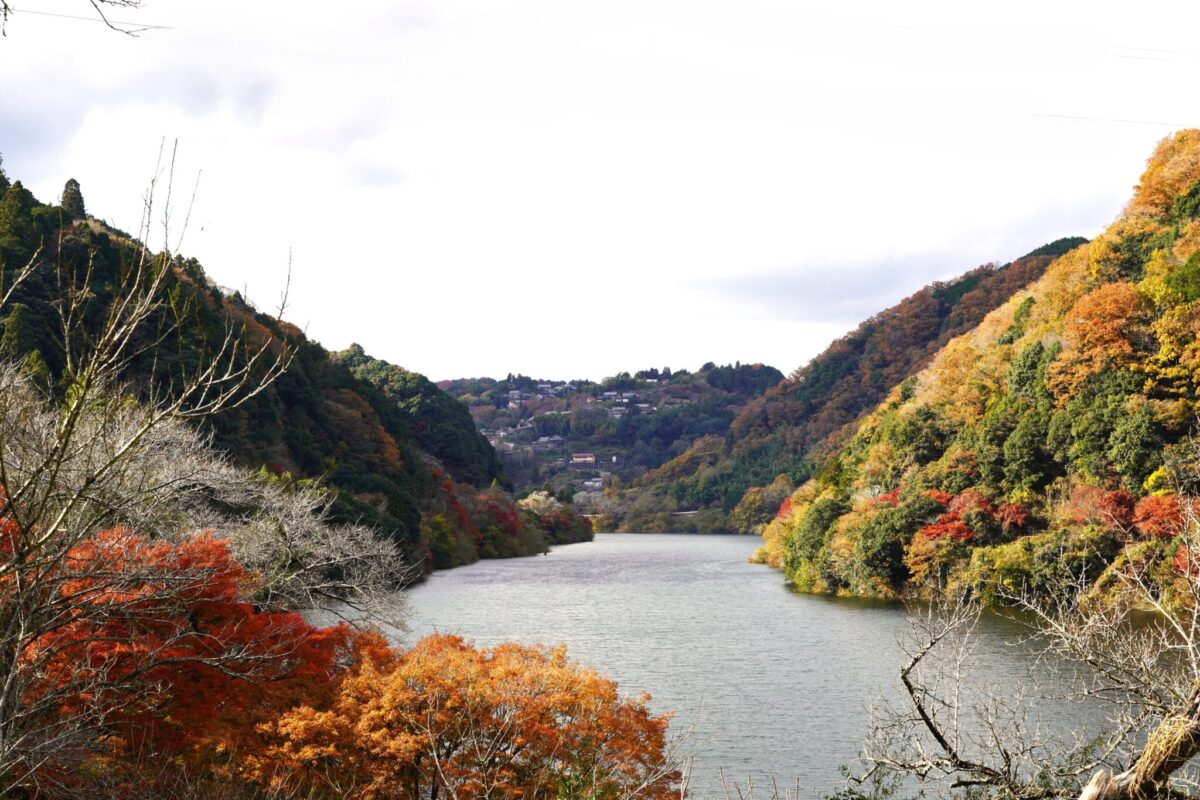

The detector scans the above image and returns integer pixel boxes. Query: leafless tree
[1,0,150,36]
[863,598,1082,799]
[863,440,1200,800]
[718,771,803,800]
[0,150,405,793]
[209,466,410,621]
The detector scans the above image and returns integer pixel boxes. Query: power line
[8,6,172,30]
[1031,112,1196,128]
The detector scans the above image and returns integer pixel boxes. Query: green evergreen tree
[0,303,37,360]
[19,349,51,390]
[1106,407,1162,491]
[0,181,37,264]
[788,496,849,563]
[1003,410,1051,491]
[0,304,51,388]
[61,178,85,219]
[0,154,10,199]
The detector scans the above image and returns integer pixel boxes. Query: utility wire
[1031,112,1197,128]
[8,6,172,29]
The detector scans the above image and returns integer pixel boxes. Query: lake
[405,533,1081,798]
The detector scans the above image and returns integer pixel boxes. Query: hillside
[613,238,1086,533]
[0,167,590,577]
[438,363,783,516]
[764,130,1200,600]
[335,344,506,487]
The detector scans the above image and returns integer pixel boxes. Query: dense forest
[609,237,1087,533]
[335,344,505,486]
[0,166,591,577]
[759,130,1200,602]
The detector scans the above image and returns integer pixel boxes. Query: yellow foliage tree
[250,634,681,800]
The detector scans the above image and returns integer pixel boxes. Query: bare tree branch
[0,150,408,789]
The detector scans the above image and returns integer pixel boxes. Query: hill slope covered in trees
[610,237,1086,532]
[762,130,1200,600]
[438,362,784,501]
[0,165,590,577]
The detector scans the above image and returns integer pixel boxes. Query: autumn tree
[0,151,411,794]
[730,474,796,535]
[1049,283,1149,400]
[862,430,1200,800]
[252,634,682,800]
[0,524,361,789]
[1133,493,1184,538]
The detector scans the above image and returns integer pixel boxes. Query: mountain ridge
[609,237,1087,532]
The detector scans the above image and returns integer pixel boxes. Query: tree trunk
[1080,688,1200,800]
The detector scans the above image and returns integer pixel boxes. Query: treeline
[613,237,1086,531]
[336,344,505,486]
[762,131,1200,602]
[0,164,590,576]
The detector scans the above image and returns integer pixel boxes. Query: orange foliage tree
[252,633,681,800]
[1062,485,1135,532]
[1050,283,1148,399]
[1134,493,1185,538]
[0,513,358,792]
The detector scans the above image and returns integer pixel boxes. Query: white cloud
[2,0,1198,380]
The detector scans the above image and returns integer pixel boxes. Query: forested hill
[334,344,505,487]
[611,237,1086,533]
[0,166,589,576]
[764,130,1200,601]
[438,362,784,506]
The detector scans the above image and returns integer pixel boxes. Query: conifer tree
[0,181,37,262]
[0,304,51,388]
[0,303,37,361]
[61,178,85,219]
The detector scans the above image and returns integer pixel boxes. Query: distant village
[440,363,784,500]
[477,381,670,492]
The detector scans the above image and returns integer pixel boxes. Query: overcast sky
[2,1,1198,381]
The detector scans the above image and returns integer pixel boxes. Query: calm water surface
[405,534,1060,798]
